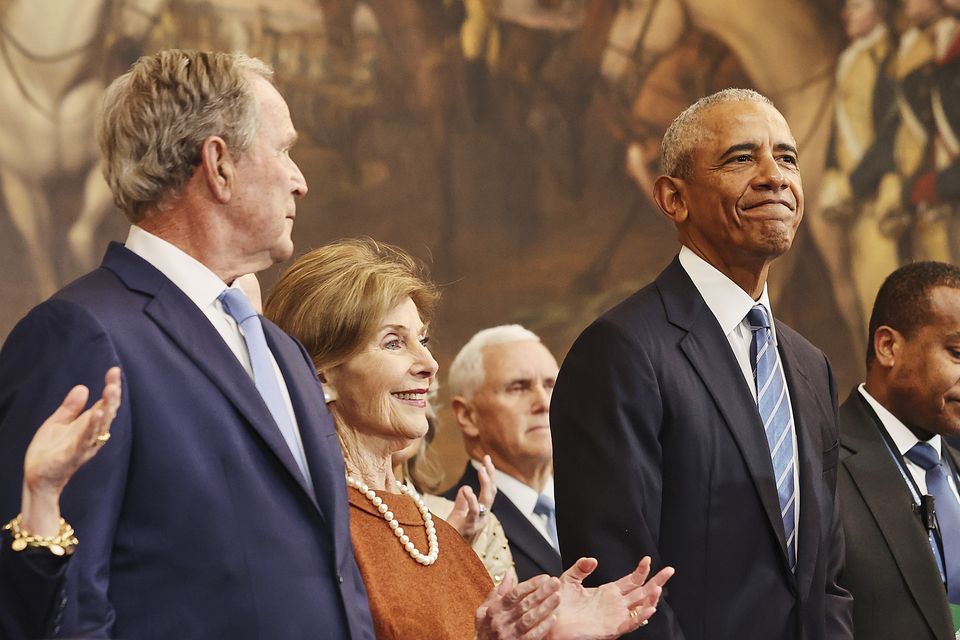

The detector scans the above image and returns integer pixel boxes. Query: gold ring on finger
[94,432,111,446]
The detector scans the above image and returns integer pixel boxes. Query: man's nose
[292,161,308,197]
[531,383,551,412]
[753,154,787,191]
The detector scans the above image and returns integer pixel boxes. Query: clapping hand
[475,572,562,639]
[447,455,497,544]
[550,556,674,640]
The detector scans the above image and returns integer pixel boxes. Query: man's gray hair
[660,88,775,179]
[448,324,542,401]
[98,50,273,222]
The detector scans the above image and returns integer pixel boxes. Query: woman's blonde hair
[264,238,440,373]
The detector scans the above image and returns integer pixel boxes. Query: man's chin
[270,240,295,264]
[756,229,796,258]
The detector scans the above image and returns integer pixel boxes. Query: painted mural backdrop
[2,0,958,477]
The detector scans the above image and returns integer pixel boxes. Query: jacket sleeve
[551,318,685,639]
[0,299,130,637]
[821,355,854,639]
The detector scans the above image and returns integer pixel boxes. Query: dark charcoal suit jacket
[551,257,853,640]
[838,389,956,640]
[445,463,562,581]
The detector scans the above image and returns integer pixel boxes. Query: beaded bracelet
[2,514,78,556]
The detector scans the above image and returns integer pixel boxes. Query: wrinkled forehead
[687,101,798,168]
[481,341,559,381]
[700,100,795,146]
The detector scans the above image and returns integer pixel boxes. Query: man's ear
[872,326,902,369]
[451,396,479,438]
[200,136,235,204]
[653,175,689,224]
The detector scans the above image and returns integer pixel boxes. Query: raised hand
[20,367,122,536]
[447,455,497,543]
[550,556,675,640]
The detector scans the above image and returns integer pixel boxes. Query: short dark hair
[866,261,960,364]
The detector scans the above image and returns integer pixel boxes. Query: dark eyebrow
[719,143,757,159]
[719,142,799,160]
[775,142,798,157]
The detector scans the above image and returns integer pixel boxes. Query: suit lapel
[458,464,561,574]
[104,244,322,513]
[264,322,354,567]
[493,492,562,573]
[841,393,950,633]
[659,260,793,573]
[777,328,824,599]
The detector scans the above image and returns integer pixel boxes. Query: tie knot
[533,494,555,517]
[747,304,771,330]
[905,441,941,471]
[219,287,258,324]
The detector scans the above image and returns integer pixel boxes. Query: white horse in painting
[0,0,165,298]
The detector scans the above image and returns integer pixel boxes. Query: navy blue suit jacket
[551,257,853,640]
[444,464,562,581]
[0,244,374,639]
[0,533,69,639]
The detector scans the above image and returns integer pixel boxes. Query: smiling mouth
[744,200,795,212]
[392,390,428,406]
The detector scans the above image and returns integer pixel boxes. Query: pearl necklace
[346,475,439,565]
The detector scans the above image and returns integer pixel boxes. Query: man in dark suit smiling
[551,89,853,639]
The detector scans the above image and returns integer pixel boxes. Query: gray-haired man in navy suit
[0,50,374,639]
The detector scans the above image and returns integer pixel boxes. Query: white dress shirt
[472,459,558,550]
[859,384,960,501]
[678,246,800,538]
[125,226,311,478]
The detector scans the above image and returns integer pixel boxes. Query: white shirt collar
[858,384,943,458]
[678,246,777,342]
[125,225,232,310]
[471,458,554,516]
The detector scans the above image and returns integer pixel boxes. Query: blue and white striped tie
[747,304,797,572]
[905,442,960,603]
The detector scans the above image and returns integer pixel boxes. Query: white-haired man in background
[444,325,563,581]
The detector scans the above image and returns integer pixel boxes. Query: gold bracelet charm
[2,514,78,556]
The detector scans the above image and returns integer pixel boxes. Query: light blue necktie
[533,493,560,553]
[905,442,960,603]
[219,288,310,482]
[747,304,797,572]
